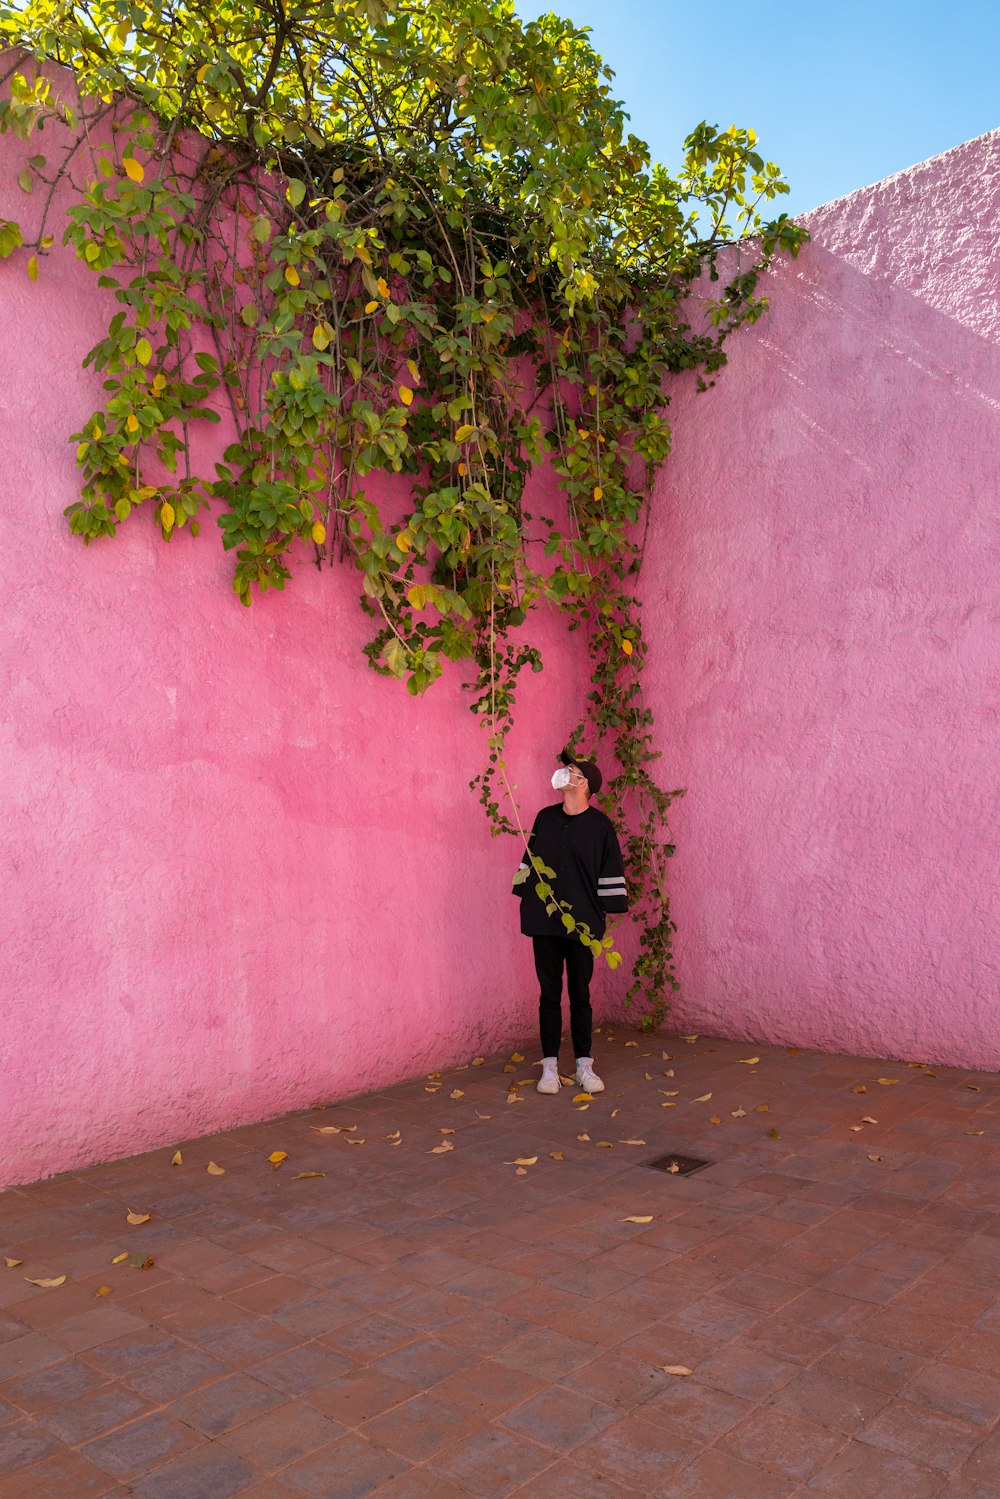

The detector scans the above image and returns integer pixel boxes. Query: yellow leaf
[572,1093,592,1104]
[406,359,420,381]
[851,1084,868,1095]
[455,424,475,442]
[25,1275,66,1288]
[439,1128,455,1135]
[207,1161,225,1175]
[620,1140,646,1146]
[396,531,411,553]
[588,383,598,395]
[861,1116,878,1124]
[364,300,379,313]
[877,1078,899,1086]
[967,1130,985,1137]
[3,1257,23,1268]
[662,1365,693,1377]
[294,1172,326,1179]
[593,486,603,500]
[27,254,38,281]
[267,1151,288,1168]
[170,1150,182,1166]
[868,1153,883,1163]
[620,639,633,656]
[622,1216,653,1224]
[126,413,139,433]
[160,502,175,532]
[399,385,413,406]
[739,1057,760,1065]
[526,268,537,283]
[849,1125,863,1132]
[111,1252,128,1265]
[126,1212,151,1226]
[680,1034,699,1043]
[311,521,326,545]
[709,1116,722,1125]
[450,1089,464,1100]
[385,1130,401,1140]
[756,1103,770,1112]
[134,339,151,368]
[123,156,144,183]
[660,1102,677,1108]
[694,1093,713,1103]
[576,1133,590,1142]
[515,1167,527,1176]
[356,245,372,265]
[550,1152,564,1161]
[196,63,210,82]
[595,1141,613,1149]
[152,374,167,394]
[505,1157,538,1166]
[471,1057,486,1066]
[429,1140,454,1154]
[95,1285,112,1297]
[510,1052,525,1063]
[312,322,330,351]
[345,1137,365,1145]
[377,276,390,298]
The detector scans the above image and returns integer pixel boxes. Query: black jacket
[513,803,629,941]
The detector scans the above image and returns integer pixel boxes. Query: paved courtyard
[2,1027,1000,1498]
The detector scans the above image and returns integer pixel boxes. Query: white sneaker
[575,1057,605,1093]
[537,1058,561,1095]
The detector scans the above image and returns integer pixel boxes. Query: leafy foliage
[0,0,807,1024]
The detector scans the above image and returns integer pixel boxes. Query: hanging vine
[0,0,807,1027]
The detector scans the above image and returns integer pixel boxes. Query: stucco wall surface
[639,130,1000,1067]
[0,125,588,1191]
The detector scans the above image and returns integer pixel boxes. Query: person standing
[513,753,629,1095]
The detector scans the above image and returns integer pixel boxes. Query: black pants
[532,936,594,1060]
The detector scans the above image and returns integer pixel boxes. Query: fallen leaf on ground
[868,1153,883,1162]
[731,1108,747,1118]
[572,1093,593,1104]
[439,1129,456,1137]
[111,1252,128,1265]
[505,1157,538,1166]
[662,1052,674,1061]
[428,1073,442,1080]
[129,1255,155,1270]
[680,1035,699,1043]
[787,1047,799,1054]
[851,1084,868,1095]
[471,1057,486,1067]
[662,1364,693,1376]
[644,1072,653,1080]
[510,1052,525,1063]
[660,1090,680,1097]
[385,1130,400,1140]
[475,1112,492,1120]
[550,1152,564,1161]
[516,1078,536,1086]
[709,1116,722,1125]
[267,1151,288,1169]
[877,1078,899,1086]
[559,1075,576,1086]
[622,1216,654,1224]
[667,1162,681,1173]
[906,1061,929,1068]
[126,1212,151,1226]
[861,1116,878,1124]
[625,1041,638,1048]
[3,1257,23,1268]
[660,1102,677,1108]
[515,1167,527,1176]
[506,1094,522,1105]
[25,1275,66,1287]
[694,1093,713,1103]
[346,1137,365,1145]
[207,1161,225,1175]
[596,1141,613,1148]
[294,1171,326,1179]
[663,1068,675,1077]
[620,1139,646,1146]
[429,1140,454,1154]
[849,1126,862,1132]
[739,1057,760,1065]
[611,1108,620,1118]
[424,1086,441,1092]
[170,1151,182,1166]
[94,1285,112,1297]
[966,1084,982,1092]
[756,1104,770,1112]
[577,1132,591,1142]
[767,1127,781,1139]
[966,1130,985,1137]
[450,1090,465,1100]
[502,1064,516,1073]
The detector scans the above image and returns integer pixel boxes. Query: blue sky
[516,0,1000,217]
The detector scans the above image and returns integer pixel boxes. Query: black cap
[559,750,603,795]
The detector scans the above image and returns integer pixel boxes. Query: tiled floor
[2,1028,1000,1497]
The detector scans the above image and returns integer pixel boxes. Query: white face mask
[551,767,572,790]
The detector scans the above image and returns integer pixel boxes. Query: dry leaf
[572,1093,593,1104]
[849,1125,862,1132]
[502,1063,516,1073]
[514,1167,527,1176]
[424,1086,441,1093]
[126,1212,151,1226]
[294,1171,326,1179]
[966,1084,982,1092]
[207,1161,225,1175]
[346,1137,365,1145]
[450,1089,465,1100]
[577,1132,591,1142]
[755,1104,770,1112]
[877,1078,899,1087]
[170,1151,182,1166]
[550,1152,565,1161]
[475,1111,492,1120]
[25,1275,66,1288]
[622,1216,654,1224]
[510,1052,525,1063]
[787,1046,799,1054]
[388,1138,401,1146]
[314,1124,357,1134]
[94,1285,112,1298]
[129,1255,155,1270]
[559,1075,576,1086]
[661,1052,674,1060]
[429,1140,454,1154]
[471,1057,486,1066]
[644,1072,653,1081]
[662,1364,693,1377]
[505,1156,538,1166]
[660,1090,680,1096]
[868,1153,883,1163]
[709,1116,722,1125]
[575,1104,591,1112]
[731,1107,747,1118]
[596,1141,613,1149]
[664,1068,675,1077]
[924,1070,938,1078]
[861,1116,878,1124]
[267,1151,288,1169]
[611,1108,620,1118]
[625,1041,638,1048]
[767,1127,781,1139]
[851,1084,868,1095]
[667,1163,681,1173]
[620,1139,646,1146]
[680,1035,699,1043]
[694,1093,713,1103]
[966,1130,985,1137]
[3,1257,23,1268]
[739,1057,760,1065]
[428,1072,442,1080]
[439,1127,456,1135]
[111,1252,128,1265]
[385,1130,401,1140]
[660,1102,677,1108]
[506,1094,522,1105]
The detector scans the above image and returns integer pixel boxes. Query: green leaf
[135,337,152,366]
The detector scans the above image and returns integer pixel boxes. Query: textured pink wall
[0,117,588,1190]
[639,130,1000,1068]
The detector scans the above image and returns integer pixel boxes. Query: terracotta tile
[80,1326,181,1377]
[0,1332,67,1380]
[433,1358,545,1418]
[736,1314,840,1367]
[254,1343,356,1395]
[281,1431,410,1497]
[3,1354,108,1413]
[434,1306,531,1355]
[902,1362,1000,1426]
[80,1413,204,1479]
[562,1351,683,1412]
[217,1400,343,1471]
[359,1390,481,1461]
[858,1396,982,1471]
[500,1385,619,1451]
[128,1445,255,1499]
[0,1417,63,1476]
[304,1365,415,1426]
[807,1439,948,1497]
[572,1413,700,1489]
[0,1448,119,1498]
[371,1335,477,1388]
[637,1378,752,1441]
[717,1406,847,1479]
[766,1369,891,1434]
[814,1337,927,1394]
[166,1372,285,1436]
[661,1448,800,1498]
[429,1424,555,1497]
[940,1329,1000,1379]
[695,1345,799,1401]
[861,1306,961,1358]
[40,1382,153,1445]
[121,1346,227,1402]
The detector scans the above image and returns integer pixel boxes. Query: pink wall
[0,113,589,1191]
[639,130,1000,1068]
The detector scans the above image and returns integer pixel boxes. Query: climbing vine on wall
[0,0,806,1027]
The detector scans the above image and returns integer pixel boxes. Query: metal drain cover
[645,1153,711,1176]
